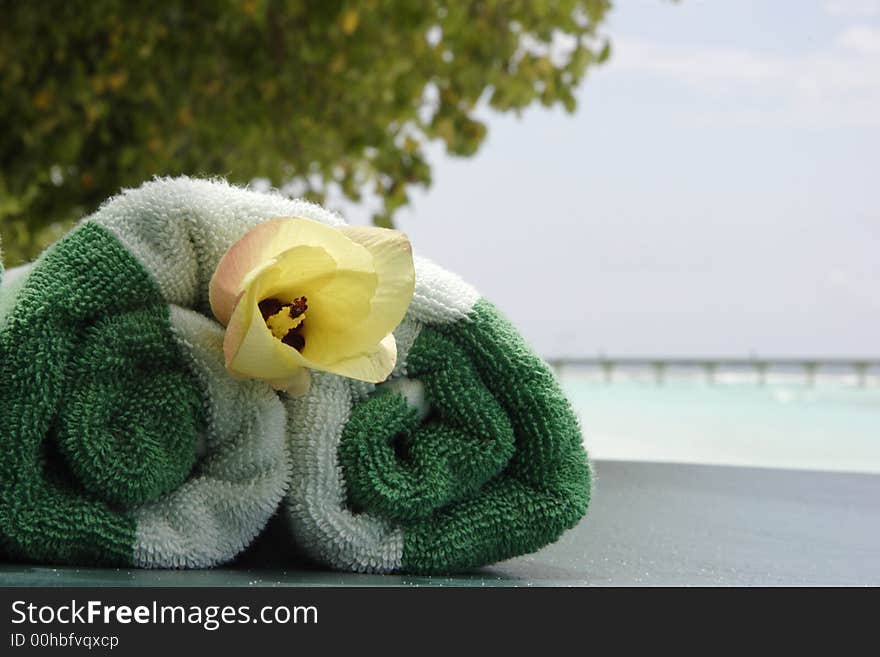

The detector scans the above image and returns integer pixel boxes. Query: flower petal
[322,333,398,383]
[254,245,338,303]
[268,367,312,397]
[318,225,414,357]
[210,218,289,327]
[296,268,378,361]
[223,265,312,381]
[210,217,374,326]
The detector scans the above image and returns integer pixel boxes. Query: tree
[0,0,611,266]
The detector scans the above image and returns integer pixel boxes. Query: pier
[546,357,880,387]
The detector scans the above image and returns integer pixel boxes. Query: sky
[346,0,880,359]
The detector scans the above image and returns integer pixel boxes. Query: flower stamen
[262,296,308,353]
[258,298,283,321]
[289,296,308,319]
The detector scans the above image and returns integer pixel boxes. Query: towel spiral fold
[284,259,592,574]
[0,177,591,571]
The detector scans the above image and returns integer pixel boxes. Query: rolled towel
[0,177,591,572]
[283,259,592,574]
[0,177,336,567]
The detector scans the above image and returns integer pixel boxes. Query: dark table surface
[2,460,878,587]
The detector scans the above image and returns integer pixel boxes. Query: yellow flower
[209,217,415,396]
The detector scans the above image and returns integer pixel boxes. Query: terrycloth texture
[0,178,309,567]
[284,259,592,574]
[0,176,590,571]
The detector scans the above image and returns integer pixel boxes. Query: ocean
[561,371,880,474]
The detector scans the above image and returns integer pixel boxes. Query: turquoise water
[562,377,880,474]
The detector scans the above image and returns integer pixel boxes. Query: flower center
[259,296,308,352]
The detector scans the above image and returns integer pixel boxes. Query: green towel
[283,257,592,574]
[0,177,591,572]
[0,178,299,567]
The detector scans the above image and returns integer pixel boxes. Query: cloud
[610,39,785,85]
[824,0,880,18]
[604,27,880,128]
[838,24,880,53]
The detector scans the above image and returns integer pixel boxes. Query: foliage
[0,0,611,265]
